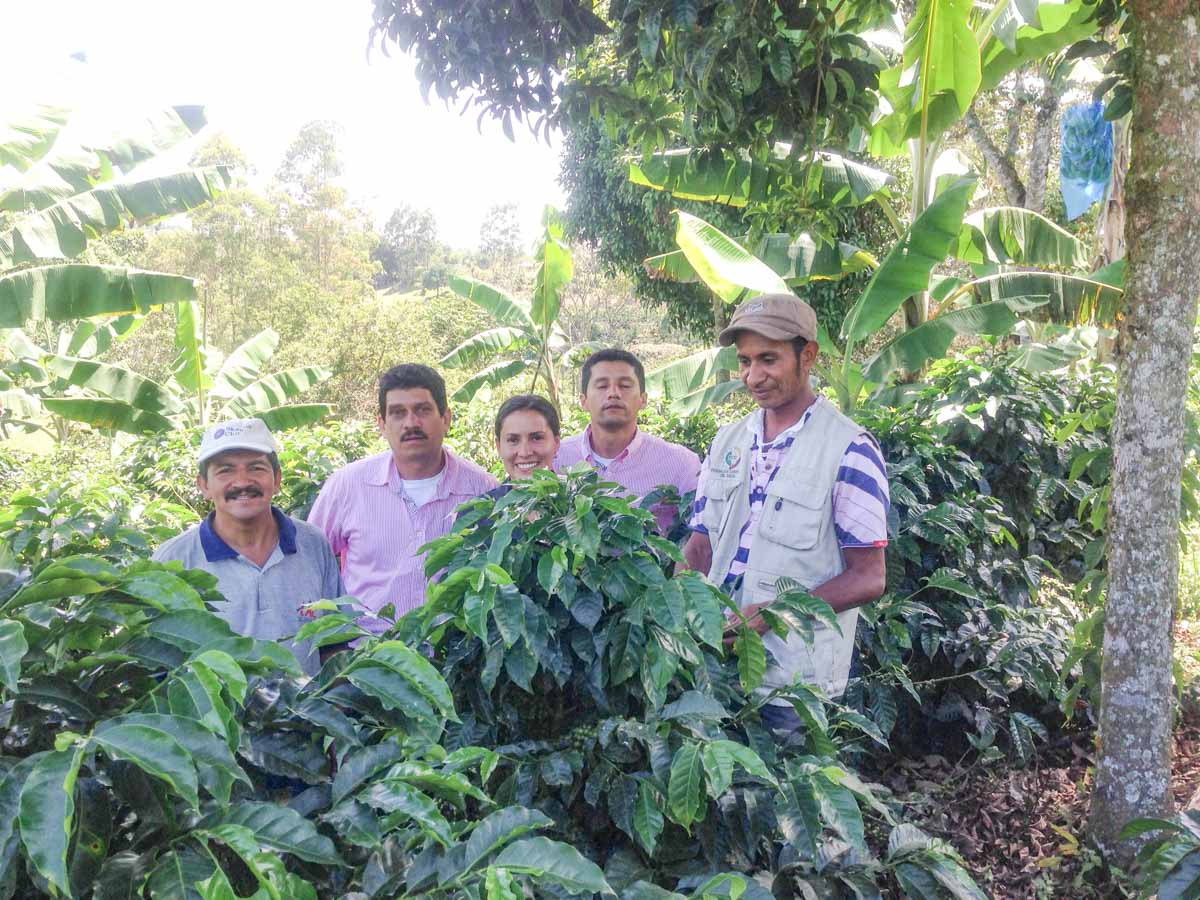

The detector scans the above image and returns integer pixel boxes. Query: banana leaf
[646,346,738,399]
[450,359,529,404]
[673,211,788,304]
[952,267,1123,325]
[257,404,333,431]
[42,398,173,435]
[840,176,977,346]
[645,234,874,287]
[0,265,195,327]
[0,106,209,213]
[209,330,280,400]
[441,327,529,369]
[44,356,183,415]
[955,207,1090,268]
[666,379,745,417]
[0,105,71,175]
[0,167,232,267]
[448,276,533,329]
[630,146,892,208]
[862,297,1048,383]
[222,367,332,417]
[531,207,573,328]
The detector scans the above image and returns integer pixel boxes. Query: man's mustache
[224,487,264,500]
[401,430,427,442]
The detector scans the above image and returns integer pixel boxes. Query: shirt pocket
[757,477,827,550]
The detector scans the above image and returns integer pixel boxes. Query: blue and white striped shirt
[689,398,890,587]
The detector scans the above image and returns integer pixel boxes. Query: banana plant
[867,0,1102,317]
[631,0,1103,329]
[441,207,589,410]
[647,174,1123,414]
[0,103,230,267]
[38,301,332,435]
[1,312,151,440]
[0,99,233,439]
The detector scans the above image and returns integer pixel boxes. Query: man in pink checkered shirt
[309,364,497,632]
[554,349,699,530]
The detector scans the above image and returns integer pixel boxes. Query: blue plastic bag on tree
[1059,101,1113,220]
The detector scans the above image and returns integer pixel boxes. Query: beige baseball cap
[718,293,818,346]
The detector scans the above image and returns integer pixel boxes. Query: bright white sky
[5,0,565,249]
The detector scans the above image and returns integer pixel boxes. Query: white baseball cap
[198,418,280,465]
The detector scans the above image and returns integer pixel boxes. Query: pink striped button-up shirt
[554,427,700,530]
[308,448,497,632]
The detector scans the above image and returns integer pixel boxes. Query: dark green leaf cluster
[400,466,980,895]
[841,351,1124,759]
[0,476,191,571]
[0,553,616,898]
[1122,811,1200,900]
[370,1,894,157]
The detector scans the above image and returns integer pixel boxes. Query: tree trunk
[1088,1,1200,864]
[1024,81,1060,215]
[714,291,731,382]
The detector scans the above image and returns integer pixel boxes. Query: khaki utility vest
[700,398,864,698]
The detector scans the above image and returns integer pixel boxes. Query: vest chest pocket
[702,470,742,531]
[757,477,828,550]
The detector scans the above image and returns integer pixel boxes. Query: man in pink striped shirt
[554,349,699,530]
[308,364,497,632]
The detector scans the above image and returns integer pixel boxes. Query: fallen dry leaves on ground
[880,716,1200,898]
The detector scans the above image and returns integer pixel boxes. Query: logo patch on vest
[722,448,742,469]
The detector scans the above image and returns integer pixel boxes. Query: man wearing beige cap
[153,418,343,676]
[683,293,889,723]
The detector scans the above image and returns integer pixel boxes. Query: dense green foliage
[370,0,891,163]
[1122,812,1200,899]
[844,350,1116,758]
[0,458,989,898]
[1,338,1191,896]
[394,469,984,896]
[0,547,616,898]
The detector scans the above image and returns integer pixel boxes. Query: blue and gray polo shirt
[152,507,343,675]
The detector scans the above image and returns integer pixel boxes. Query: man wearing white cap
[152,418,343,676]
[683,293,889,723]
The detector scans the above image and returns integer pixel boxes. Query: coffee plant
[0,476,192,570]
[0,554,618,899]
[3,345,1151,897]
[396,467,984,897]
[843,352,1117,760]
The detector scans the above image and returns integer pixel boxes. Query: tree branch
[964,108,1026,207]
[1024,80,1060,215]
[1004,95,1028,159]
